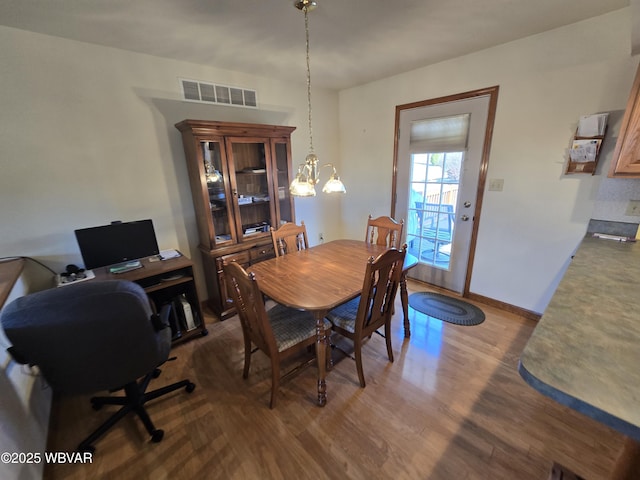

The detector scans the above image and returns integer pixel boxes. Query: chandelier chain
[289,0,346,196]
[304,6,314,154]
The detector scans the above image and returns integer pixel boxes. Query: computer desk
[92,252,207,345]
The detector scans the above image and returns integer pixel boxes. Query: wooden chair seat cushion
[267,304,332,352]
[326,297,360,334]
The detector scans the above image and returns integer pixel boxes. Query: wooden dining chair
[326,245,407,388]
[271,221,309,257]
[365,215,404,248]
[223,261,331,408]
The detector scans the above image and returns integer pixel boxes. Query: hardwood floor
[44,280,624,479]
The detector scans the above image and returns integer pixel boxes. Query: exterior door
[393,87,498,293]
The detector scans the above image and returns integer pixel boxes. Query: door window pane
[407,152,462,270]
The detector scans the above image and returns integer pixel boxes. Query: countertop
[519,235,640,442]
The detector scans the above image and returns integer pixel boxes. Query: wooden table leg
[314,311,328,407]
[400,273,411,338]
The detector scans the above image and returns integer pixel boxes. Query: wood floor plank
[43,280,625,479]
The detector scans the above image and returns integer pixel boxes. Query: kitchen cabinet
[175,120,296,319]
[609,64,640,177]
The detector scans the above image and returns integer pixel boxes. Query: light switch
[488,179,504,192]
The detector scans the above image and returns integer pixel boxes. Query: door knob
[464,201,471,208]
[460,215,469,221]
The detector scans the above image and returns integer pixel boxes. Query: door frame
[391,86,499,295]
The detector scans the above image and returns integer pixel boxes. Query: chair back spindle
[271,221,309,257]
[365,215,404,248]
[357,247,406,334]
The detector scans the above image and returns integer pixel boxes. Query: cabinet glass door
[273,140,294,225]
[200,140,233,245]
[228,139,275,240]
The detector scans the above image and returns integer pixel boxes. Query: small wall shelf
[565,114,608,175]
[565,131,606,175]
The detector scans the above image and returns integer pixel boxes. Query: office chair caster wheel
[185,382,196,393]
[151,429,164,443]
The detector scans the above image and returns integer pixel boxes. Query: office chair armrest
[151,303,172,332]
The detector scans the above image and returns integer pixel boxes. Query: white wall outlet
[626,200,640,216]
[488,178,504,191]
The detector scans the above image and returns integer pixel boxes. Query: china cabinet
[175,120,296,318]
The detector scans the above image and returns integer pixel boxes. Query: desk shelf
[93,254,207,345]
[143,275,194,294]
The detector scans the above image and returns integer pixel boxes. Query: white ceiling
[0,0,630,90]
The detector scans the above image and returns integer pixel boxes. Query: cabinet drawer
[250,244,275,263]
[220,250,251,267]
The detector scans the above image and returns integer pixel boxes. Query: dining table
[248,239,418,406]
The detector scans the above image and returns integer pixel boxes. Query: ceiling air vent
[180,78,258,109]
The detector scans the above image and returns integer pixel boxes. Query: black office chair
[0,280,195,453]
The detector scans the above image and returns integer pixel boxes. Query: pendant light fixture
[289,0,346,197]
[204,142,223,184]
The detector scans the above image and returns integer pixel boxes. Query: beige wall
[0,25,341,301]
[1,8,639,315]
[339,8,640,314]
